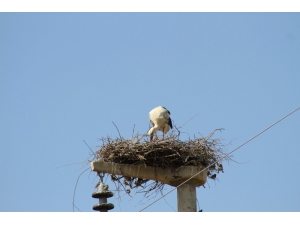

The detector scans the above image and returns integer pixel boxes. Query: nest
[94,128,229,197]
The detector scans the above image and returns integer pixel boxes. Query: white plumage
[148,106,173,141]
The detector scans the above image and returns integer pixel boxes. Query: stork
[148,106,173,141]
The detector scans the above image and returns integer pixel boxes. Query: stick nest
[94,129,229,196]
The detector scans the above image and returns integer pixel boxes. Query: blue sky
[1,12,300,213]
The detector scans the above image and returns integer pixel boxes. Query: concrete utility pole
[90,161,207,212]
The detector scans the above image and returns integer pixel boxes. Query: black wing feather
[162,106,171,115]
[168,117,173,129]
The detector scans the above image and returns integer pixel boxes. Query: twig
[204,128,224,141]
[83,140,96,158]
[174,125,181,138]
[178,113,201,129]
[112,121,122,139]
[55,160,90,169]
[132,124,135,140]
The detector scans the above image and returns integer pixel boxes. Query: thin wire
[73,167,90,212]
[139,106,300,212]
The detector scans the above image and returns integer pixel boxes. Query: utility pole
[90,160,207,212]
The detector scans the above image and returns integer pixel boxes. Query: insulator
[92,182,114,212]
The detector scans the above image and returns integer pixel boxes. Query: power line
[139,106,300,212]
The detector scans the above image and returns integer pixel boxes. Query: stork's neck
[148,126,159,135]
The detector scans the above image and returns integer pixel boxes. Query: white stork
[148,106,173,141]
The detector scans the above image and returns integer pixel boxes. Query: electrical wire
[139,106,300,212]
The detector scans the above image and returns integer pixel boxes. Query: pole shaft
[177,183,196,212]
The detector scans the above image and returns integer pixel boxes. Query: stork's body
[148,106,172,141]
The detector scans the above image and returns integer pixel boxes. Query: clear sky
[1,11,300,214]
